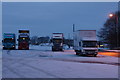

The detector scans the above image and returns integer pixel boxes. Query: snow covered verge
[2,45,119,78]
[104,50,120,52]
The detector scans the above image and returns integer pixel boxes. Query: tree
[38,36,50,44]
[63,38,74,47]
[98,11,120,49]
[31,36,50,45]
[30,36,39,45]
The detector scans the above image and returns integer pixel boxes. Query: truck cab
[52,33,63,51]
[2,33,16,50]
[74,30,98,56]
[18,30,30,50]
[76,40,98,56]
[52,38,63,51]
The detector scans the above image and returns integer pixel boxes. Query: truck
[2,33,16,50]
[73,30,98,56]
[52,33,64,51]
[18,30,30,50]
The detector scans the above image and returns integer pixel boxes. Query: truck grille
[85,50,96,54]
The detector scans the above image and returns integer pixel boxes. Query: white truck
[73,30,98,56]
[52,33,63,51]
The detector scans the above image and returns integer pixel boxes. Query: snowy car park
[2,45,119,78]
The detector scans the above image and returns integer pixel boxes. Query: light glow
[23,38,25,40]
[100,45,104,47]
[109,13,114,17]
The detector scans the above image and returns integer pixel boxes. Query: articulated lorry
[2,33,16,50]
[52,33,63,51]
[73,30,98,56]
[18,30,30,50]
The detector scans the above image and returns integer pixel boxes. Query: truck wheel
[12,47,15,50]
[93,54,97,57]
[76,52,79,55]
[3,47,6,50]
[26,48,29,50]
[52,48,54,51]
[18,48,21,50]
[60,49,63,51]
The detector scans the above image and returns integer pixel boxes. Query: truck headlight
[2,46,4,47]
[12,46,15,47]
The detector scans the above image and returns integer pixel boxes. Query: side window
[79,42,81,46]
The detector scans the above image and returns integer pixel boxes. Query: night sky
[2,2,118,38]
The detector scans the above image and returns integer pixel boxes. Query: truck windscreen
[4,38,15,43]
[53,39,62,43]
[82,41,97,47]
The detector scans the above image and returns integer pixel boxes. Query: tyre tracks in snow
[3,58,60,78]
[4,50,120,66]
[19,61,59,78]
[3,50,59,78]
[48,58,120,66]
[3,64,26,78]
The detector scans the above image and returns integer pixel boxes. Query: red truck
[18,30,30,50]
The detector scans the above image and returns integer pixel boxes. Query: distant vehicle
[73,30,98,56]
[52,33,64,51]
[2,33,16,50]
[18,30,30,50]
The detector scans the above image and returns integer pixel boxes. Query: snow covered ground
[2,45,119,78]
[104,50,120,52]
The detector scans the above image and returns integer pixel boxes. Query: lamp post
[109,13,119,48]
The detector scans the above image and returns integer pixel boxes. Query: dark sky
[2,2,118,38]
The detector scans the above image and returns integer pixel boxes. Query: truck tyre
[18,48,21,50]
[93,54,97,57]
[26,48,29,50]
[75,50,79,55]
[3,47,6,50]
[76,52,79,55]
[60,49,63,51]
[52,48,54,51]
[12,47,15,50]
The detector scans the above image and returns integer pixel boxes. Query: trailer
[73,30,98,56]
[2,33,16,50]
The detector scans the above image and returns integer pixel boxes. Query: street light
[109,13,114,18]
[109,13,119,48]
